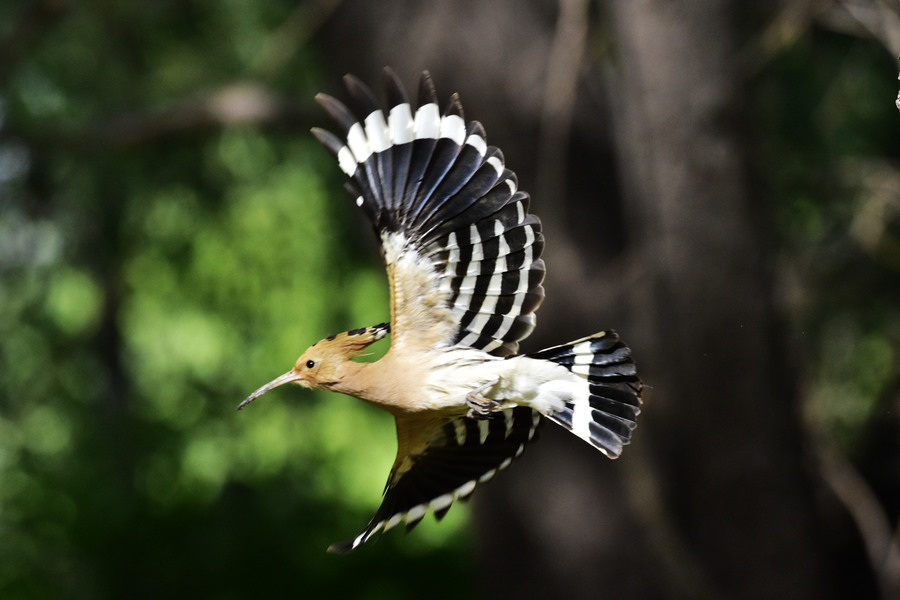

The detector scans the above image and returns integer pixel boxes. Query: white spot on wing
[481,339,503,352]
[459,245,532,275]
[346,122,371,163]
[461,261,481,277]
[429,493,453,513]
[404,503,427,525]
[458,273,479,292]
[570,382,594,443]
[351,531,369,550]
[491,313,522,346]
[524,227,535,246]
[448,232,460,266]
[467,312,493,334]
[337,146,358,176]
[477,420,490,445]
[477,293,499,315]
[466,134,487,156]
[364,521,384,544]
[389,103,415,144]
[441,233,461,251]
[383,513,403,532]
[570,364,592,377]
[471,241,484,261]
[414,103,440,139]
[364,111,390,153]
[506,293,525,317]
[573,342,594,366]
[486,156,503,176]
[469,224,482,254]
[478,469,497,483]
[522,245,533,265]
[453,419,467,446]
[486,271,505,294]
[503,410,514,439]
[455,479,477,499]
[440,114,466,145]
[458,331,481,347]
[497,233,511,257]
[516,274,530,294]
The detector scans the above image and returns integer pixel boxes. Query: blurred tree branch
[818,443,900,600]
[6,83,310,154]
[746,0,900,72]
[77,83,308,149]
[535,0,588,220]
[818,0,900,56]
[250,0,345,80]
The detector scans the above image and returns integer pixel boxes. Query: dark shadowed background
[2,1,899,598]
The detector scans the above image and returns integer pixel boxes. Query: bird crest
[305,322,391,363]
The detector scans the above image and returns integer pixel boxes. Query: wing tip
[418,70,437,106]
[343,72,380,115]
[315,93,356,132]
[382,66,408,108]
[445,92,464,119]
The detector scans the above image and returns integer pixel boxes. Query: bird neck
[326,355,417,414]
[326,358,374,399]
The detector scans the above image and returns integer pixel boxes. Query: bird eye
[305,360,316,369]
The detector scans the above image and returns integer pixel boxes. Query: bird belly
[423,352,579,415]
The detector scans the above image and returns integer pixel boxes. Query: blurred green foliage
[0,1,476,598]
[753,30,900,456]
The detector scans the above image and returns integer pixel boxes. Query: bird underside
[328,330,641,553]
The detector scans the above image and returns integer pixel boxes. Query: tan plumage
[240,69,643,553]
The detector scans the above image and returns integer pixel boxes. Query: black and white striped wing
[328,406,540,553]
[313,69,545,357]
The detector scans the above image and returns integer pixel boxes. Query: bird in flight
[240,68,642,553]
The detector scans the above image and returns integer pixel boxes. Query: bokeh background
[2,1,899,598]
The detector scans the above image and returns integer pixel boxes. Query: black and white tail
[529,330,642,458]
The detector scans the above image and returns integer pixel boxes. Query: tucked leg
[466,377,501,419]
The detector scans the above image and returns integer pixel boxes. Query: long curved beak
[237,370,301,411]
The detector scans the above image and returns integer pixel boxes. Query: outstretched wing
[328,406,541,553]
[313,68,545,357]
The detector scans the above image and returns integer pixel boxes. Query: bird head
[237,323,389,410]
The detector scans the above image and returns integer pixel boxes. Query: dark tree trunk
[604,1,835,598]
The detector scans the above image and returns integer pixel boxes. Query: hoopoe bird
[240,68,643,553]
